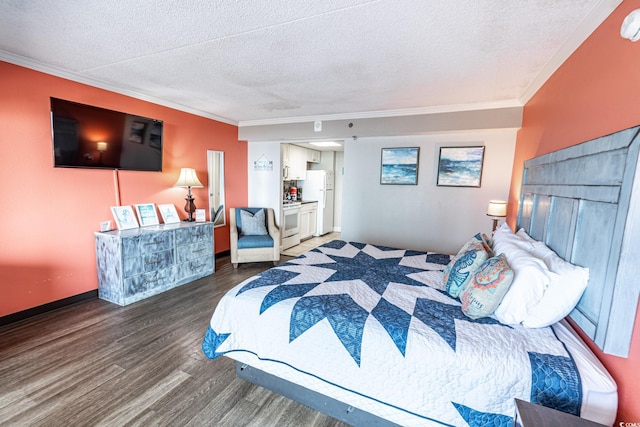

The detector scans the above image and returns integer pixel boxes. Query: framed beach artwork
[437,146,485,187]
[129,121,146,144]
[110,205,139,230]
[158,204,181,224]
[380,147,420,185]
[135,203,160,226]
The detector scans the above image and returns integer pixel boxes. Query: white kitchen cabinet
[283,144,307,180]
[282,143,290,163]
[307,148,321,163]
[300,202,318,240]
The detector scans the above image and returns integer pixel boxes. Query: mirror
[207,150,225,227]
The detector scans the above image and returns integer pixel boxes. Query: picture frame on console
[158,204,180,224]
[135,203,160,226]
[110,206,139,230]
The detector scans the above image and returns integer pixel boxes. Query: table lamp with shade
[173,168,203,222]
[487,200,507,232]
[96,141,108,165]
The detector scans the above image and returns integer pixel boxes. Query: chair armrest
[229,208,239,245]
[266,208,280,241]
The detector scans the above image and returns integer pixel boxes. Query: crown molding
[238,99,523,128]
[0,51,238,126]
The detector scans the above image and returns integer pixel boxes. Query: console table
[94,222,214,306]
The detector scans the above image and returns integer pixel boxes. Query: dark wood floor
[0,255,350,426]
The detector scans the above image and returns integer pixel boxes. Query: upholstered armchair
[230,207,280,268]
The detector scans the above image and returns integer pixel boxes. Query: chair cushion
[237,235,274,249]
[239,208,268,236]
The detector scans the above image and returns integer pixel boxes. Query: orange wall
[508,1,640,423]
[0,61,247,318]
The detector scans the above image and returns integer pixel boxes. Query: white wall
[342,130,517,254]
[334,151,344,231]
[247,141,282,223]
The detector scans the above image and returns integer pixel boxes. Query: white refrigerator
[304,170,334,236]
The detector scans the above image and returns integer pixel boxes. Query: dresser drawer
[176,240,212,263]
[143,249,174,272]
[122,236,140,258]
[139,232,173,252]
[175,224,213,245]
[123,249,174,277]
[175,256,214,284]
[123,255,144,278]
[125,268,173,298]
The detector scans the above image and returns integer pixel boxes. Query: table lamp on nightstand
[487,200,507,232]
[173,167,204,222]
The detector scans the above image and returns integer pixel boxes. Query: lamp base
[184,195,196,222]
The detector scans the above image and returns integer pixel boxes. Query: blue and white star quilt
[203,241,582,427]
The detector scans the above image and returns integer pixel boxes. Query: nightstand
[514,399,607,427]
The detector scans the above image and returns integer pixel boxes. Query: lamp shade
[487,200,507,217]
[173,168,203,188]
[96,141,108,152]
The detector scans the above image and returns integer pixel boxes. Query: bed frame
[236,363,400,427]
[517,125,640,357]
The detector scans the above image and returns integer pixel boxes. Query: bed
[202,126,640,426]
[203,239,616,426]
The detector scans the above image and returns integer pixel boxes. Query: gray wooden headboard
[517,125,640,357]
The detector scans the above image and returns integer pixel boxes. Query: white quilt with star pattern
[203,240,586,427]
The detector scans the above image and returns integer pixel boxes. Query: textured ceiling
[0,1,621,125]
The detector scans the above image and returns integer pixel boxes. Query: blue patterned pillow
[443,233,492,277]
[443,241,492,298]
[240,209,268,236]
[459,254,514,320]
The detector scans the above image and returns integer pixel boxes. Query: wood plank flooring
[280,233,341,257]
[0,254,350,426]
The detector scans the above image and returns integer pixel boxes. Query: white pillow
[492,241,550,325]
[521,241,589,328]
[498,226,590,327]
[493,223,535,252]
[240,208,268,236]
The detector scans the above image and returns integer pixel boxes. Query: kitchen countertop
[282,201,301,208]
[282,200,317,205]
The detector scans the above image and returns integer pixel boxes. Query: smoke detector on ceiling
[621,9,640,42]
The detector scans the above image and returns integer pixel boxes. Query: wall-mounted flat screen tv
[51,97,163,171]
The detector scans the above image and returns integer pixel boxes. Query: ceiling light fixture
[309,141,342,147]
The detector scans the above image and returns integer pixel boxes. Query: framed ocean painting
[380,147,420,185]
[437,146,485,187]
